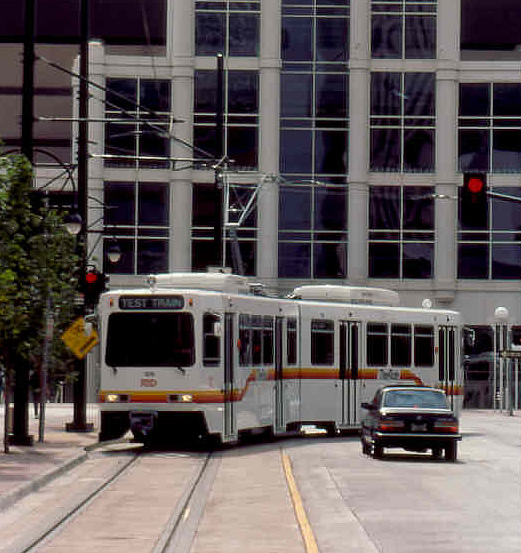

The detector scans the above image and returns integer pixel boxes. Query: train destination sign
[119,295,185,310]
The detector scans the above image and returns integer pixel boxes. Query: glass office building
[2,0,521,405]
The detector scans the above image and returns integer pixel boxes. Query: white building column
[258,0,281,283]
[168,0,194,271]
[347,0,370,284]
[435,0,461,303]
[85,40,105,266]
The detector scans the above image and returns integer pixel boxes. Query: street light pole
[66,0,93,433]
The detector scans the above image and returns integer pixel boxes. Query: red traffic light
[463,173,487,197]
[85,271,99,284]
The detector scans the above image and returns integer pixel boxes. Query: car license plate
[411,423,427,432]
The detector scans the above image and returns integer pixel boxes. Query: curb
[0,450,90,513]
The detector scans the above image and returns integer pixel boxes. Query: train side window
[252,315,263,365]
[287,317,297,365]
[391,324,411,366]
[263,316,274,365]
[311,319,334,366]
[239,314,252,366]
[367,322,388,366]
[414,325,434,367]
[203,313,221,367]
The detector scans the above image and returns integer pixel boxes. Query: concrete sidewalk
[0,404,99,512]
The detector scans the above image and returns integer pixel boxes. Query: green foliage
[0,152,79,382]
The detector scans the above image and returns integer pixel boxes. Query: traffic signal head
[460,173,488,229]
[82,268,109,309]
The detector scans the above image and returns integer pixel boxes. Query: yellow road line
[281,452,319,553]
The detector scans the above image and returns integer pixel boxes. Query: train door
[275,316,285,431]
[339,321,361,427]
[439,325,457,411]
[224,312,236,440]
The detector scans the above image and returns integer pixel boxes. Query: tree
[0,152,78,452]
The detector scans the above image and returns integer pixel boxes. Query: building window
[458,186,521,279]
[459,83,521,173]
[195,0,260,57]
[369,185,434,279]
[194,69,259,170]
[192,182,257,275]
[279,183,347,279]
[104,78,171,168]
[371,0,437,59]
[103,181,169,274]
[371,72,435,172]
[280,0,349,179]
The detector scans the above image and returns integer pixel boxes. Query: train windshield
[106,312,195,367]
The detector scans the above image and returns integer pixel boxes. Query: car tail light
[378,419,405,431]
[433,420,459,433]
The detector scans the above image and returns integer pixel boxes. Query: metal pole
[66,0,93,432]
[11,0,36,447]
[21,0,35,165]
[212,53,224,269]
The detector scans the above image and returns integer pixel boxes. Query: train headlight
[106,394,119,403]
[181,394,193,403]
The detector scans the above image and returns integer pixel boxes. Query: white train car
[97,272,463,445]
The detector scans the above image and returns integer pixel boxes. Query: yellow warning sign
[62,317,99,359]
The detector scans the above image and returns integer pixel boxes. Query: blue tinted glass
[403,128,434,171]
[105,182,135,225]
[138,183,168,226]
[493,84,521,116]
[316,17,349,61]
[370,128,401,171]
[372,14,402,58]
[403,242,433,278]
[369,243,400,277]
[316,73,348,118]
[280,129,313,173]
[281,73,313,117]
[492,130,521,172]
[229,13,259,56]
[492,244,521,279]
[279,186,312,229]
[282,17,313,61]
[458,244,489,279]
[370,186,400,229]
[459,130,490,172]
[196,13,225,55]
[405,15,436,59]
[492,187,521,230]
[137,239,168,274]
[278,242,311,278]
[460,84,490,117]
[315,187,347,230]
[371,72,401,115]
[315,130,347,174]
[314,242,347,278]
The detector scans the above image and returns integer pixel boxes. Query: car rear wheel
[372,441,384,459]
[445,442,457,462]
[432,447,443,460]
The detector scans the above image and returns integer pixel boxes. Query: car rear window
[382,389,448,409]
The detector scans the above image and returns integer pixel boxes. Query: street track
[0,443,217,553]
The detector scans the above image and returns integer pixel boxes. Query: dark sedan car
[361,386,462,461]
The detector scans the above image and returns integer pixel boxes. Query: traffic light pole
[66,0,93,433]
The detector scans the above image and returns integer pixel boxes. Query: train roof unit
[147,272,251,295]
[290,285,400,307]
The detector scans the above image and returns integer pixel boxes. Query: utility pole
[212,53,224,269]
[11,0,37,447]
[66,0,93,433]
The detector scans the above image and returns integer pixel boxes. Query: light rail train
[98,272,463,445]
